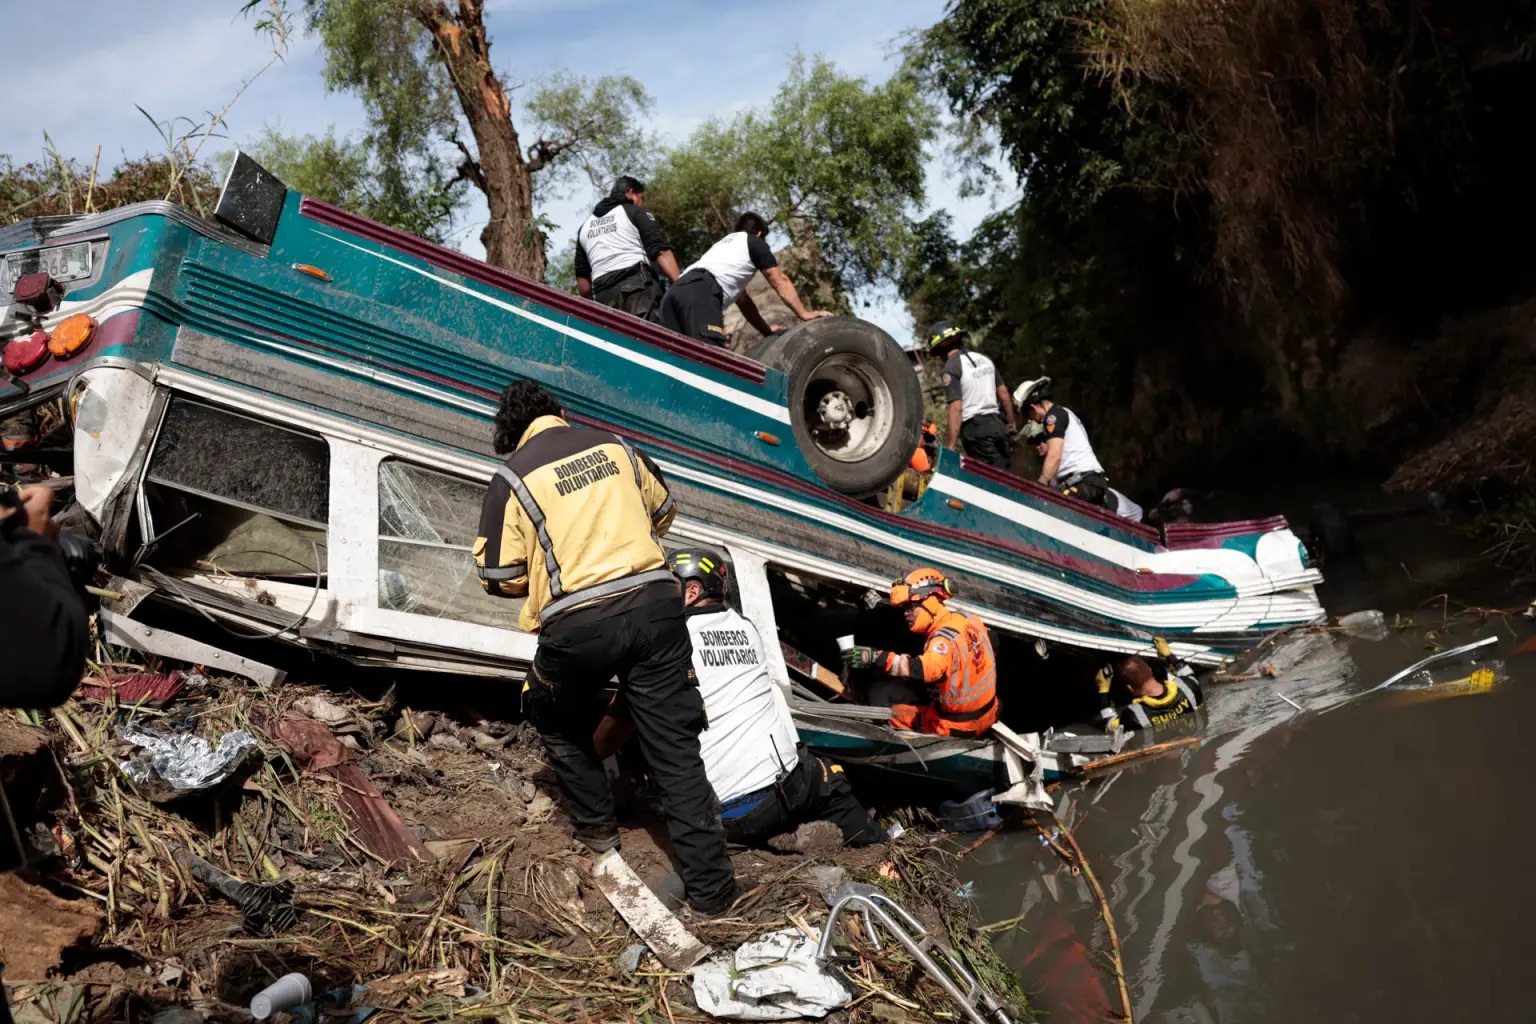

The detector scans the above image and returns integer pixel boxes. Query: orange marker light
[754,431,781,446]
[292,263,333,282]
[947,498,966,511]
[47,313,96,358]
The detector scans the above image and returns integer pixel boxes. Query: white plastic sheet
[691,928,852,1021]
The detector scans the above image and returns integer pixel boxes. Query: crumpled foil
[117,723,258,792]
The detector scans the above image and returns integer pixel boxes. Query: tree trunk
[412,0,546,280]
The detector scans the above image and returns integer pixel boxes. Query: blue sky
[1,0,1012,341]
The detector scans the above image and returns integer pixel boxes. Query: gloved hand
[1154,636,1174,660]
[1094,665,1114,695]
[842,646,879,670]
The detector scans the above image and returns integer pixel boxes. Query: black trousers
[593,264,665,323]
[961,414,1013,470]
[659,269,729,346]
[528,596,736,911]
[1057,471,1113,509]
[723,749,887,848]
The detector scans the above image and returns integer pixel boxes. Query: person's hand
[0,486,54,536]
[800,310,833,321]
[1154,637,1174,660]
[842,646,879,670]
[1095,665,1114,695]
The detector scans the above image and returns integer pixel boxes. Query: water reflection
[964,625,1523,1023]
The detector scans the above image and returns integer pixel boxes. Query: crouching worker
[1,485,88,708]
[1095,637,1204,733]
[595,548,886,848]
[842,569,999,737]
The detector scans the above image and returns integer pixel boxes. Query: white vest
[683,232,759,307]
[950,351,1001,420]
[577,206,646,280]
[687,606,799,803]
[1049,405,1105,482]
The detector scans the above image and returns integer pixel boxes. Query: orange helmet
[890,567,952,633]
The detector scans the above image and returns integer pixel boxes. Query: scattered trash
[692,928,853,1020]
[175,850,298,935]
[1272,689,1306,712]
[590,849,710,970]
[77,670,191,706]
[3,660,1030,1022]
[955,880,976,899]
[116,722,259,798]
[615,943,648,977]
[820,885,1013,1024]
[886,822,906,841]
[250,972,311,1020]
[1337,608,1390,641]
[937,789,1004,833]
[271,713,432,865]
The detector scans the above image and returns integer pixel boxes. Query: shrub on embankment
[909,0,1536,499]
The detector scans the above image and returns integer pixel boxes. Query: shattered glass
[147,398,329,524]
[378,460,516,627]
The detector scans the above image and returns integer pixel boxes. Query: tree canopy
[291,0,654,279]
[644,55,937,306]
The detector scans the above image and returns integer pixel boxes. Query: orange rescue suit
[883,609,999,736]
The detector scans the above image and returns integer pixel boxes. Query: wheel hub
[817,390,855,431]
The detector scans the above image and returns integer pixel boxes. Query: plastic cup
[250,973,312,1020]
[836,635,856,652]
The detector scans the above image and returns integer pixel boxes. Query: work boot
[572,825,620,855]
[683,883,741,922]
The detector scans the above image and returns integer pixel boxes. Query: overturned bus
[0,156,1324,800]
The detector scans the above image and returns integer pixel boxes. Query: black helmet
[926,319,966,352]
[670,547,728,600]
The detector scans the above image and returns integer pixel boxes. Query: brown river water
[961,507,1536,1024]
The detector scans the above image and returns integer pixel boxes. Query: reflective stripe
[617,437,643,484]
[477,563,526,580]
[1127,704,1153,729]
[538,568,677,623]
[940,696,997,722]
[617,436,673,530]
[497,465,563,598]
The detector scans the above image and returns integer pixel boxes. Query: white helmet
[1014,376,1052,408]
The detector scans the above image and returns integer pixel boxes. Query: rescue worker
[1016,376,1114,509]
[0,485,87,708]
[658,212,831,346]
[927,321,1016,470]
[1026,432,1143,522]
[840,569,1000,737]
[472,380,737,916]
[573,176,681,322]
[595,549,886,848]
[1096,637,1204,733]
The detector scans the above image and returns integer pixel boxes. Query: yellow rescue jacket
[473,416,676,631]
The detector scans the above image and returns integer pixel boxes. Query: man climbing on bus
[1095,638,1205,733]
[840,568,999,737]
[594,547,886,849]
[658,212,831,346]
[574,176,680,322]
[1016,376,1115,509]
[472,380,738,917]
[928,321,1016,470]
